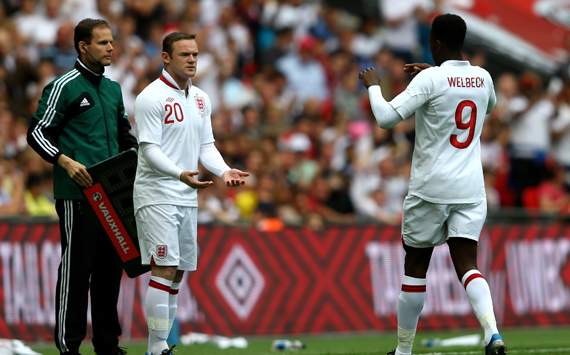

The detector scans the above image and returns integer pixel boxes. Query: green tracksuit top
[27,59,137,200]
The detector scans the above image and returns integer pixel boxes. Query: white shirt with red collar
[133,70,215,211]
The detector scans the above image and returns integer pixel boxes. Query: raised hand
[222,169,249,187]
[179,170,213,189]
[358,67,381,88]
[403,63,431,77]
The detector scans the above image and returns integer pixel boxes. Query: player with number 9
[359,14,505,355]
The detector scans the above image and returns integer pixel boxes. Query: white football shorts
[401,194,487,248]
[135,204,198,271]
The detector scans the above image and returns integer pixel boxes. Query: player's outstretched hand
[179,170,213,189]
[358,67,381,88]
[223,169,249,187]
[58,154,93,187]
[403,63,431,77]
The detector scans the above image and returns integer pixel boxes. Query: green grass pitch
[31,327,570,354]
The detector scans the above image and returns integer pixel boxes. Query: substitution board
[82,148,149,277]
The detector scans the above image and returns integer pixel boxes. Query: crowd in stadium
[0,0,569,228]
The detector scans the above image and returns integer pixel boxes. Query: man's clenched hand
[358,67,381,88]
[403,63,431,77]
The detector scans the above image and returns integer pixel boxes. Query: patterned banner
[0,222,569,340]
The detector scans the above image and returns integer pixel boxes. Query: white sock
[168,281,180,335]
[461,269,499,344]
[396,276,426,355]
[146,276,172,354]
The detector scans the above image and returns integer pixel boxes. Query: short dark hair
[162,32,196,56]
[74,18,111,54]
[431,14,466,51]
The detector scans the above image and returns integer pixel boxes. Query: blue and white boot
[485,334,506,355]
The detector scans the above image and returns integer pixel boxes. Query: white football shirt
[133,70,215,212]
[389,60,496,204]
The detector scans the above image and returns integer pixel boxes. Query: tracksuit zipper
[96,85,112,155]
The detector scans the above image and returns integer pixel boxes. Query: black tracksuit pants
[54,199,122,354]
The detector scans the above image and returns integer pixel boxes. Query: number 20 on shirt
[164,102,184,124]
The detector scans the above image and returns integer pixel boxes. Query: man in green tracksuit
[27,18,137,355]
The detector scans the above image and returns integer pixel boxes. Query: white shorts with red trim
[401,194,487,248]
[135,204,198,271]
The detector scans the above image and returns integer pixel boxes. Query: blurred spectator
[0,109,12,157]
[484,170,501,210]
[60,0,101,24]
[234,183,257,220]
[0,159,24,216]
[39,20,76,74]
[0,23,38,117]
[21,0,63,48]
[193,31,222,108]
[199,0,227,26]
[279,121,320,184]
[24,172,56,217]
[240,105,263,139]
[277,35,328,104]
[492,72,519,122]
[302,173,356,226]
[105,36,147,116]
[253,173,287,231]
[3,116,28,159]
[125,0,166,40]
[507,72,556,205]
[480,123,502,173]
[27,58,57,111]
[0,0,569,224]
[378,157,408,215]
[319,111,351,172]
[350,154,407,225]
[554,31,570,82]
[207,4,253,61]
[552,80,570,190]
[536,164,569,214]
[220,53,257,110]
[379,0,430,63]
[350,16,384,60]
[197,174,240,225]
[333,63,367,121]
[261,26,294,66]
[261,0,320,37]
[354,125,393,170]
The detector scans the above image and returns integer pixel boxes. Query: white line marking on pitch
[420,348,570,355]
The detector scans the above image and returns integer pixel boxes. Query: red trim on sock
[463,273,484,288]
[401,284,426,293]
[149,280,171,293]
[169,288,179,295]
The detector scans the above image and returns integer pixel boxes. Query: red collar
[159,74,179,90]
